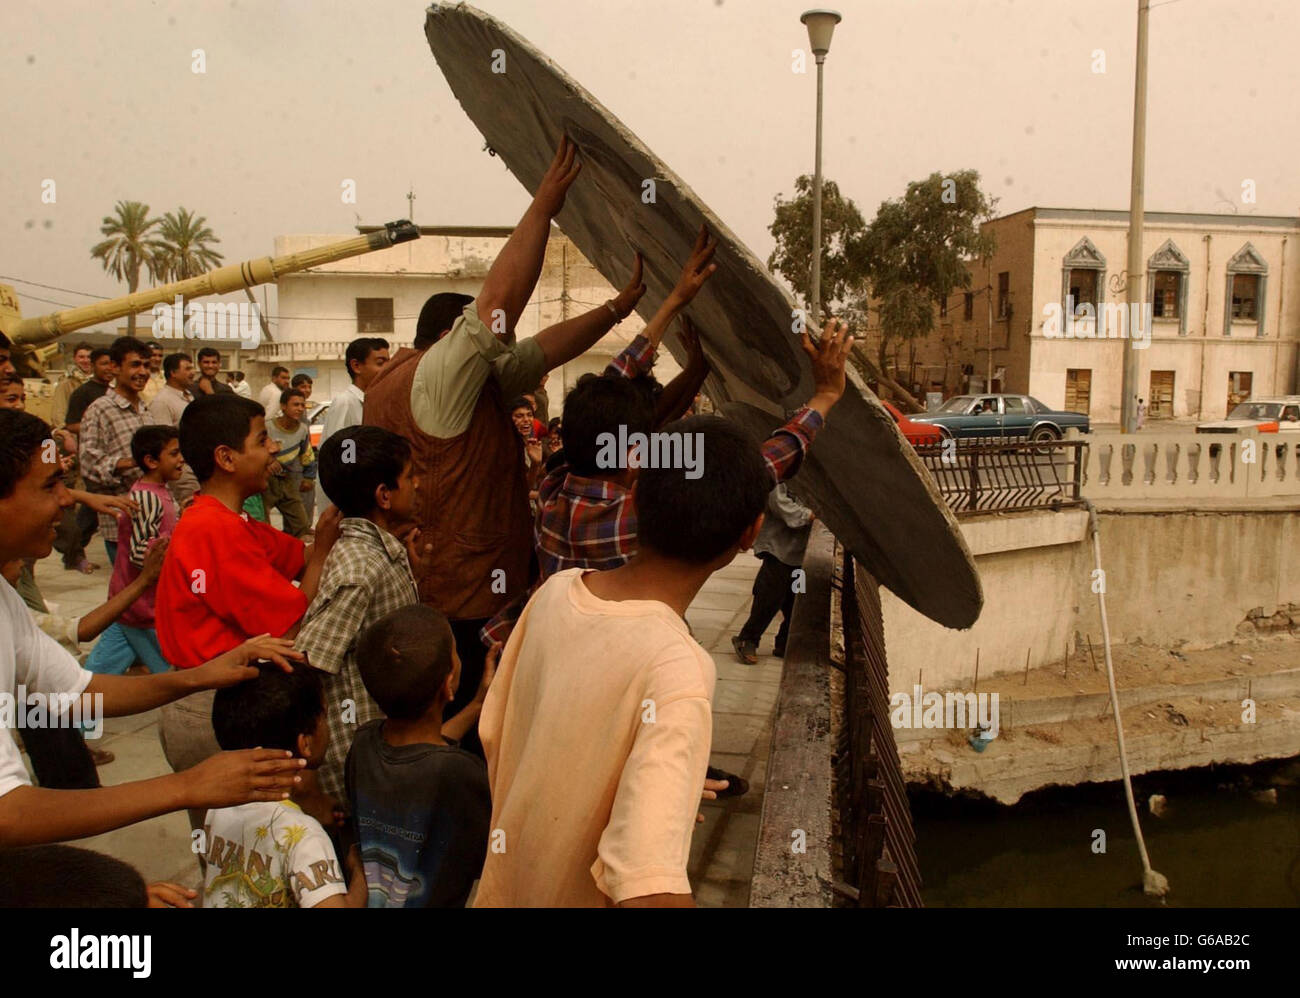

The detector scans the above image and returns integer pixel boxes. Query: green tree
[154,207,224,282]
[767,175,866,317]
[767,175,922,408]
[857,170,997,399]
[90,200,165,335]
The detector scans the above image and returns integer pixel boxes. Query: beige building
[247,224,676,411]
[871,207,1300,423]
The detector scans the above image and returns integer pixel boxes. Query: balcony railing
[916,438,1086,515]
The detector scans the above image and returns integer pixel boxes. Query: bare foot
[72,558,98,574]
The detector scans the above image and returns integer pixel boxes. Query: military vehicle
[0,219,420,419]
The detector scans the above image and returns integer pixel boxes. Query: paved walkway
[19,548,784,906]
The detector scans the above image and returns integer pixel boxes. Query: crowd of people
[0,138,853,908]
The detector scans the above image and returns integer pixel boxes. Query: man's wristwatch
[603,299,622,322]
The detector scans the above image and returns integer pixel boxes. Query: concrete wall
[882,503,1300,692]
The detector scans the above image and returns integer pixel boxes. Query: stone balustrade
[1070,428,1300,500]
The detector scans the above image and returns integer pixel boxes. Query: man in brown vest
[364,137,646,751]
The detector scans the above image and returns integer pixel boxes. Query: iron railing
[834,551,924,907]
[916,437,1086,515]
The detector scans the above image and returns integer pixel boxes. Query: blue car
[911,394,1090,441]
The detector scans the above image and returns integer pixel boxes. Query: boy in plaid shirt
[295,426,427,801]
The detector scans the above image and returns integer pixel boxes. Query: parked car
[306,401,331,450]
[1195,397,1300,434]
[882,401,943,446]
[910,394,1091,441]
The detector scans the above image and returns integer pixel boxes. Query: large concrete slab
[424,3,981,628]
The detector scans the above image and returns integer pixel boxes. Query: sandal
[731,635,758,665]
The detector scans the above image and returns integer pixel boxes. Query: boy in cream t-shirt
[475,417,782,907]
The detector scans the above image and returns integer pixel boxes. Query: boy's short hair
[291,374,313,388]
[130,424,178,470]
[414,293,474,349]
[560,374,656,476]
[357,605,456,721]
[509,396,533,414]
[89,347,111,364]
[271,365,289,378]
[0,845,147,908]
[162,352,192,379]
[636,415,771,564]
[109,336,150,365]
[178,393,264,482]
[212,664,325,753]
[318,425,411,518]
[547,417,562,433]
[73,341,93,355]
[196,347,221,362]
[344,337,384,381]
[279,387,305,407]
[0,410,51,500]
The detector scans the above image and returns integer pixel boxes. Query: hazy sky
[3,0,1297,321]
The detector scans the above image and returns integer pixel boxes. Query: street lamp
[801,9,841,330]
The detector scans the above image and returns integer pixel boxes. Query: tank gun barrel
[6,219,420,349]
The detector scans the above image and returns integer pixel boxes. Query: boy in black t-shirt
[346,604,494,908]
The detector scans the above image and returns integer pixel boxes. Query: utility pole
[1121,0,1150,433]
[986,257,994,390]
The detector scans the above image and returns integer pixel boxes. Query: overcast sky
[2,0,1297,321]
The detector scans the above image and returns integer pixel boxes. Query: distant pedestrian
[1136,397,1147,430]
[732,484,813,664]
[259,366,291,419]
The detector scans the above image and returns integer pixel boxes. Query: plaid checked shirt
[79,391,146,542]
[295,518,419,801]
[480,335,825,646]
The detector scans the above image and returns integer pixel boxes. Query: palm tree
[91,200,165,335]
[154,207,224,282]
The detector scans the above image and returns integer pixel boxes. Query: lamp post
[801,9,841,330]
[1121,0,1150,432]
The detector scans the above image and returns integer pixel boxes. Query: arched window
[1146,239,1189,336]
[1224,243,1268,338]
[1060,237,1106,332]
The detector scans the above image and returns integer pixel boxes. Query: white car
[1196,397,1300,434]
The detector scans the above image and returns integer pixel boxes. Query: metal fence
[834,550,924,907]
[916,437,1086,515]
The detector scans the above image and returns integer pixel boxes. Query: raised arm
[533,254,645,372]
[637,225,718,354]
[653,316,710,428]
[477,137,583,336]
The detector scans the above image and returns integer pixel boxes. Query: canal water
[912,760,1300,907]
